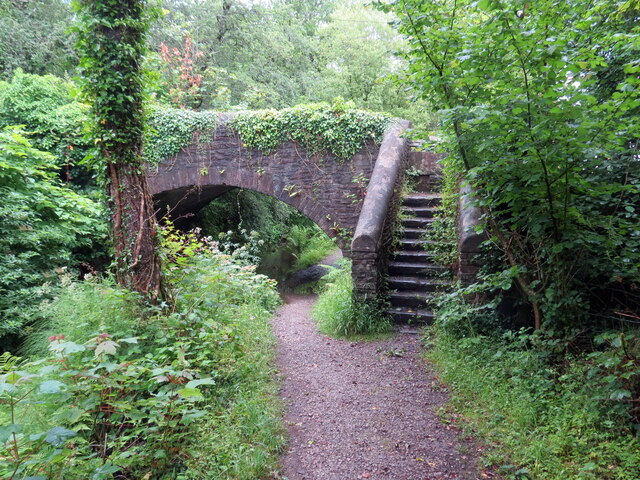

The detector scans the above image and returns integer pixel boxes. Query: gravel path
[271,294,481,480]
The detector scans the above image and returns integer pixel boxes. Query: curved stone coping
[351,120,411,252]
[457,182,485,254]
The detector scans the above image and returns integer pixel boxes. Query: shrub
[0,127,105,351]
[0,70,92,184]
[428,303,640,480]
[0,237,284,479]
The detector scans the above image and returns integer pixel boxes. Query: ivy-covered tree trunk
[106,160,162,300]
[75,0,162,300]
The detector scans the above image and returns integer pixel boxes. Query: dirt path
[272,294,480,480]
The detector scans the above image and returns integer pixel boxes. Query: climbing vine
[145,101,392,164]
[144,106,219,164]
[231,101,391,160]
[74,0,163,299]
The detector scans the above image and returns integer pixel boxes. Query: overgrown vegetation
[0,229,284,479]
[427,316,640,479]
[389,0,640,476]
[312,261,392,338]
[193,189,336,283]
[0,128,105,352]
[421,161,458,267]
[230,101,391,160]
[74,0,164,299]
[145,101,391,164]
[380,0,639,332]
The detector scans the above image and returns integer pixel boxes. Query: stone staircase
[386,178,452,324]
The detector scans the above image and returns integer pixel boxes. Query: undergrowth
[312,260,392,339]
[421,159,458,267]
[287,224,337,273]
[426,294,640,480]
[0,229,285,479]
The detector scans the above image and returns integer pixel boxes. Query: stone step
[387,275,453,292]
[414,175,443,192]
[403,193,441,208]
[387,307,435,325]
[403,228,427,239]
[397,239,435,251]
[392,250,434,263]
[402,206,438,219]
[402,217,436,229]
[389,290,434,308]
[388,261,448,276]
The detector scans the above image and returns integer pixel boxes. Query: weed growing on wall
[145,101,391,165]
[231,101,391,160]
[422,158,459,267]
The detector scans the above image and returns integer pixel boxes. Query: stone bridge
[147,116,411,296]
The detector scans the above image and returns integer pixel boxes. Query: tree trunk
[107,160,162,302]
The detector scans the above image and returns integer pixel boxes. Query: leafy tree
[316,2,434,125]
[149,0,332,109]
[378,0,640,332]
[0,70,93,187]
[0,0,77,79]
[0,127,104,351]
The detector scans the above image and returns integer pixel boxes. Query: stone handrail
[350,120,410,295]
[457,182,486,284]
[351,120,411,252]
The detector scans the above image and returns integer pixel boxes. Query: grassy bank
[426,325,640,479]
[0,241,285,479]
[311,261,392,339]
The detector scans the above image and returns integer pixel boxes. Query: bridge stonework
[147,122,381,253]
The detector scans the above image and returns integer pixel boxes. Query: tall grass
[312,261,392,338]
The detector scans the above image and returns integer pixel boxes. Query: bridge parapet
[351,121,411,295]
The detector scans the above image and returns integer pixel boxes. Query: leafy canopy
[379,0,640,331]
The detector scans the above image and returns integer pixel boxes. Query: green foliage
[0,70,73,130]
[0,0,77,79]
[149,0,332,110]
[0,233,283,479]
[379,0,640,332]
[145,102,390,164]
[422,161,459,266]
[427,316,640,479]
[0,70,93,186]
[145,105,219,164]
[73,0,159,165]
[231,101,391,160]
[316,3,435,127]
[312,261,392,338]
[287,224,336,272]
[0,127,105,349]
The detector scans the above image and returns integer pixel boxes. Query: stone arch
[147,122,381,252]
[151,171,339,245]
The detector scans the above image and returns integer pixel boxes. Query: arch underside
[152,175,346,249]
